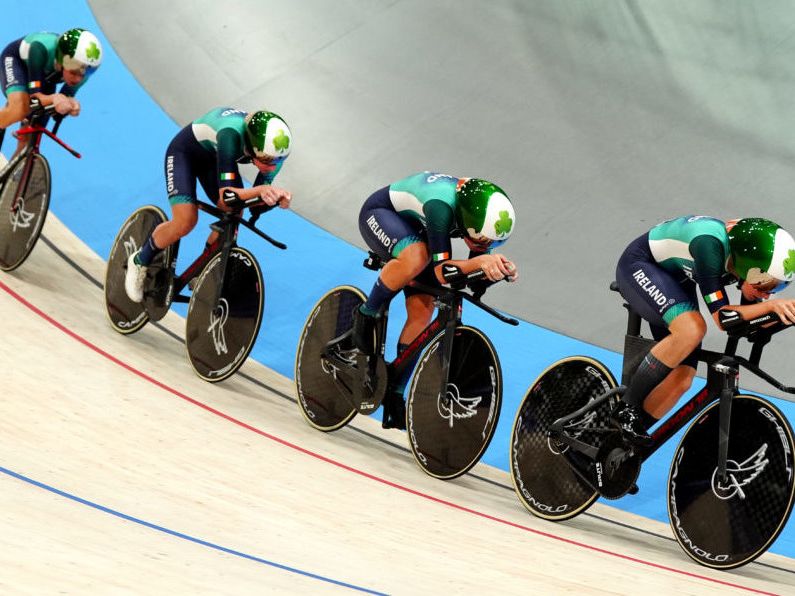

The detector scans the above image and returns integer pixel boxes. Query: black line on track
[38,232,795,576]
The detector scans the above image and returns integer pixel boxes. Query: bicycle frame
[2,110,80,209]
[617,299,795,484]
[364,255,518,398]
[168,199,286,307]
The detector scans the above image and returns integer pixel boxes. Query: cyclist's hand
[472,253,516,282]
[276,190,292,209]
[66,97,80,116]
[253,185,286,207]
[51,94,73,116]
[768,298,795,325]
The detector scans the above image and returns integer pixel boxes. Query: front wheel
[668,394,795,569]
[104,205,173,334]
[186,247,264,382]
[0,153,51,271]
[295,286,366,431]
[510,356,618,521]
[407,325,501,480]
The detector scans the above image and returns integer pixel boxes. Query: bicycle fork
[712,361,739,485]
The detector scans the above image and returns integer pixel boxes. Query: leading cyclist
[614,216,795,445]
[0,28,102,158]
[124,107,292,303]
[344,171,518,430]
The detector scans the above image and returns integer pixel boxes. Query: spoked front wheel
[0,153,51,271]
[668,395,795,569]
[295,286,365,431]
[104,205,173,334]
[510,356,618,521]
[186,247,264,382]
[407,325,501,480]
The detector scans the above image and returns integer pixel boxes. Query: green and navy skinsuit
[616,215,737,367]
[1,33,92,97]
[166,107,283,206]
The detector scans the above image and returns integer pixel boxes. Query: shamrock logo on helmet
[784,249,795,277]
[86,42,101,61]
[494,210,513,237]
[273,129,290,153]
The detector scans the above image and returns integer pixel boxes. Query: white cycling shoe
[125,250,148,303]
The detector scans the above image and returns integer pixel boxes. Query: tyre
[0,153,50,271]
[295,286,365,431]
[186,247,263,382]
[407,325,501,480]
[104,205,172,334]
[510,356,617,521]
[668,395,795,569]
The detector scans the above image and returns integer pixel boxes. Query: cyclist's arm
[421,200,516,282]
[717,292,795,326]
[253,169,291,209]
[692,235,795,326]
[691,235,736,328]
[214,128,245,209]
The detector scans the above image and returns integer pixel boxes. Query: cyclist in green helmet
[0,28,102,158]
[614,216,795,445]
[345,172,519,429]
[124,108,292,303]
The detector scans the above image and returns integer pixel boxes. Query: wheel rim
[407,326,501,479]
[668,395,795,568]
[510,356,616,520]
[295,286,364,431]
[0,154,50,271]
[186,247,263,382]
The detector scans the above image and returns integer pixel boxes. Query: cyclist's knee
[5,93,28,124]
[169,207,198,238]
[668,311,706,350]
[384,244,430,284]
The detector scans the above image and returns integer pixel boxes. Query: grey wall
[90,0,795,391]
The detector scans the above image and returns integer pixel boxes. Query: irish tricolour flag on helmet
[728,218,795,293]
[455,178,515,246]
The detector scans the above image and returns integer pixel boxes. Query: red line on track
[0,278,782,596]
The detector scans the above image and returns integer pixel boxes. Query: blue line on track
[0,465,388,595]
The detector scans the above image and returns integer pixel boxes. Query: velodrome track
[1,1,795,592]
[2,214,794,593]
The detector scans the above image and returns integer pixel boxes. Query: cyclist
[124,107,292,303]
[0,28,102,157]
[346,171,518,430]
[614,216,795,445]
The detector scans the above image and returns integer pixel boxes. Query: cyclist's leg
[0,43,28,131]
[615,235,703,443]
[352,187,429,353]
[125,128,199,302]
[642,323,699,423]
[383,286,435,430]
[0,92,29,160]
[150,127,205,253]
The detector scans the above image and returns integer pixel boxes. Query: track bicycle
[510,281,795,569]
[295,252,518,479]
[0,100,81,271]
[104,194,286,382]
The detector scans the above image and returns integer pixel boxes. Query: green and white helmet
[244,111,291,161]
[455,178,515,248]
[56,28,102,72]
[728,218,795,293]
